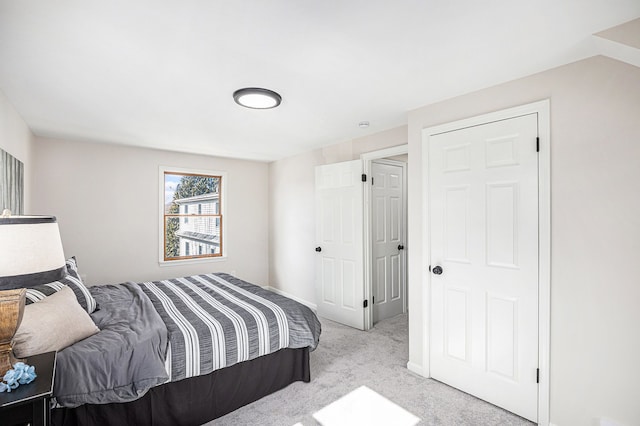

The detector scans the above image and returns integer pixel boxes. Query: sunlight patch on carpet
[312,385,420,426]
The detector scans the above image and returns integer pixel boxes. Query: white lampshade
[0,216,66,289]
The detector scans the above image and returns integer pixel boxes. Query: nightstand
[0,351,57,426]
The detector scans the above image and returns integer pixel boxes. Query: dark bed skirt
[52,347,310,426]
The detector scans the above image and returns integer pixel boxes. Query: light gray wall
[0,89,33,212]
[268,126,407,303]
[31,137,270,287]
[407,55,640,426]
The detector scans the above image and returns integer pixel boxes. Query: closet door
[429,113,539,422]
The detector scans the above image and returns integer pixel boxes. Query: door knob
[398,244,405,250]
[432,265,443,275]
[315,247,322,252]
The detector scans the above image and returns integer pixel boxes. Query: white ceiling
[1,1,639,162]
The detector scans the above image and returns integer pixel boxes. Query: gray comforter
[54,282,169,407]
[53,274,321,408]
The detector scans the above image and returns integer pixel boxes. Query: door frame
[421,100,550,424]
[362,145,408,330]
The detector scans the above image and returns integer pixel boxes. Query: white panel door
[371,160,406,324]
[429,114,539,422]
[315,160,365,330]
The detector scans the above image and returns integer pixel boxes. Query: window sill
[159,255,227,267]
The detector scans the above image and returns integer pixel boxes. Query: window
[160,167,225,263]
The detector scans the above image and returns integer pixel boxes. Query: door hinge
[371,177,374,185]
[361,174,367,182]
[372,296,375,304]
[536,137,540,153]
[428,265,431,272]
[536,368,540,383]
[363,299,368,308]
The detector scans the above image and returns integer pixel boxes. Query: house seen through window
[163,170,223,261]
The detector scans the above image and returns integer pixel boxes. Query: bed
[15,259,321,426]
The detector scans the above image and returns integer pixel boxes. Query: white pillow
[13,285,99,358]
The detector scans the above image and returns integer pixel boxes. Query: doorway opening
[362,145,408,330]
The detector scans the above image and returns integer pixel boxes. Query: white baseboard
[598,418,628,426]
[407,361,427,377]
[266,286,317,312]
[548,417,628,426]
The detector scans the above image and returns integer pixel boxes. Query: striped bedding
[53,273,320,408]
[25,257,97,313]
[139,273,321,382]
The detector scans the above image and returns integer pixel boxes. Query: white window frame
[159,166,227,265]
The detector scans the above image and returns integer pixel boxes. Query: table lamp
[0,211,65,374]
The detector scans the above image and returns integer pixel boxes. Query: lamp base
[0,288,27,375]
[0,342,22,375]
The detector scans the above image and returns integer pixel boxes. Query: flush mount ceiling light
[233,87,282,109]
[358,121,370,128]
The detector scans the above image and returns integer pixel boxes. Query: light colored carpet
[210,314,534,426]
